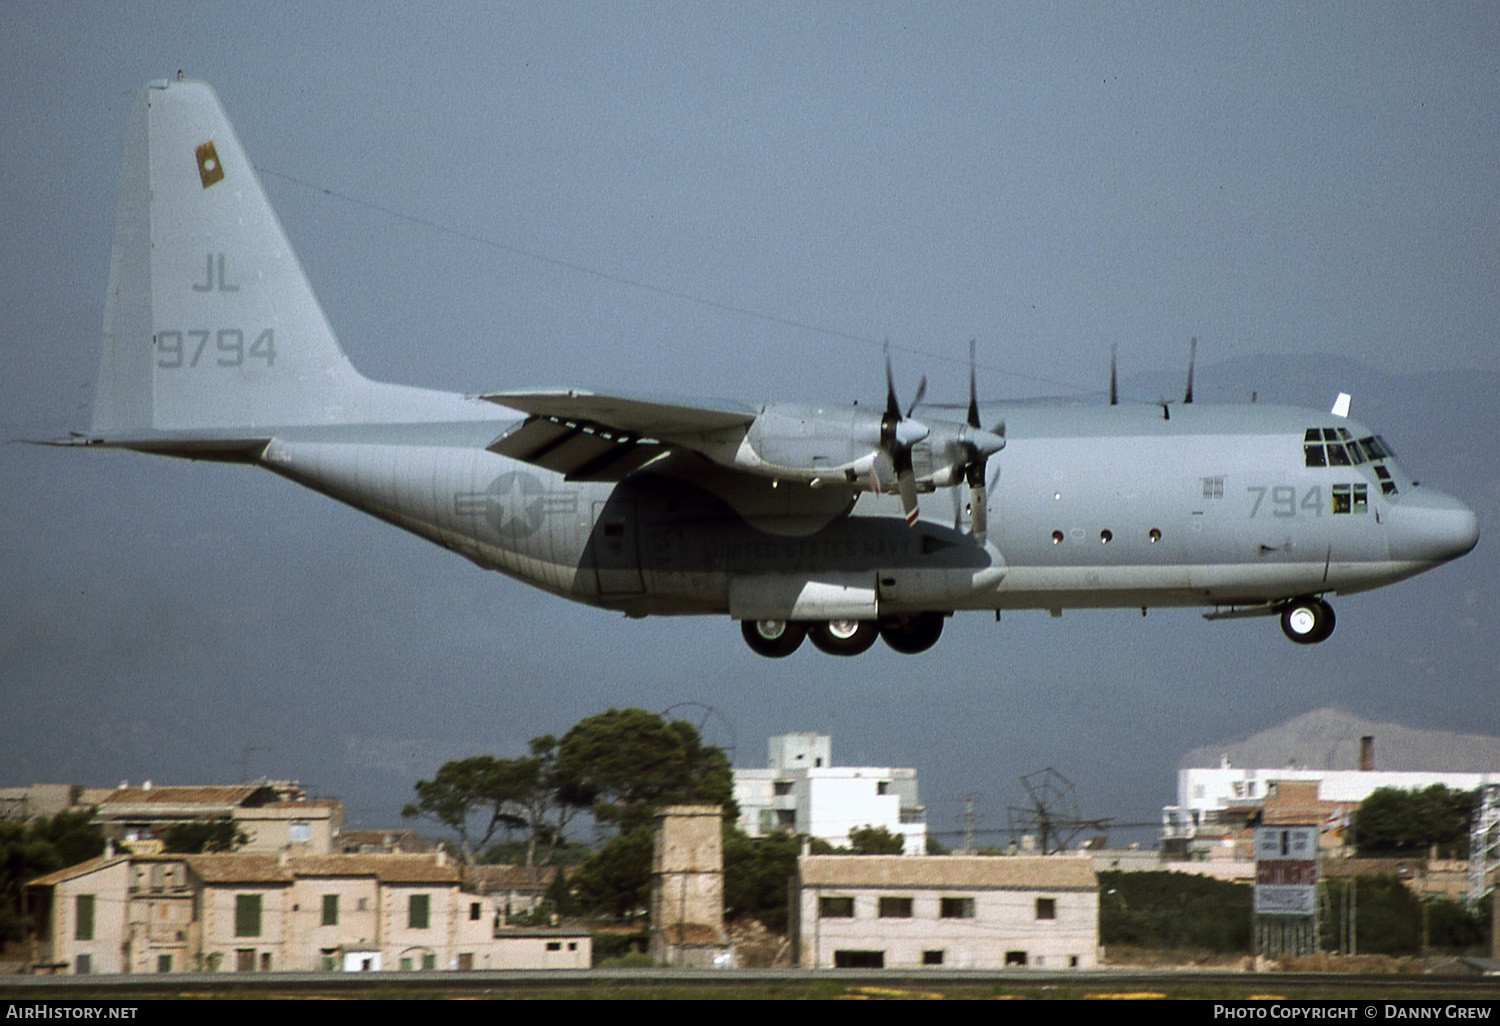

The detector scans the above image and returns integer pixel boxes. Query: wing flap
[487,417,666,481]
[482,389,757,436]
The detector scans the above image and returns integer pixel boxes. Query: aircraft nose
[1386,488,1479,564]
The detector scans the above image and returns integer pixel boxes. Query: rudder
[92,80,371,438]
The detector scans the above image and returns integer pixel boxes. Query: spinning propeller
[882,345,930,525]
[885,342,1004,542]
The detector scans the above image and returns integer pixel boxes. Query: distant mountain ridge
[1181,706,1500,774]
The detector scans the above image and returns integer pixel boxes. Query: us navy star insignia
[455,471,575,539]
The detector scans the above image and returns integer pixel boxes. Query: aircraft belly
[261,440,594,601]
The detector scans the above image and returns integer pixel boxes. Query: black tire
[808,619,879,656]
[741,619,806,657]
[879,612,946,654]
[1280,597,1335,644]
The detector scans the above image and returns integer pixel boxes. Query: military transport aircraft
[67,80,1479,657]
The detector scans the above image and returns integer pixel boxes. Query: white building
[792,855,1098,969]
[733,733,926,855]
[1162,757,1499,843]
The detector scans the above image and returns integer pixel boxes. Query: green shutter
[322,893,338,926]
[235,893,262,937]
[408,893,430,929]
[75,894,95,941]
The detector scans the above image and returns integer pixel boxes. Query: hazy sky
[3,3,1497,842]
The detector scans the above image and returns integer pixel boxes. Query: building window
[877,781,890,795]
[1036,897,1056,920]
[819,896,855,918]
[234,894,262,937]
[289,822,312,844]
[773,780,793,796]
[408,893,430,929]
[74,894,95,941]
[322,893,338,926]
[156,954,172,973]
[75,954,91,975]
[878,896,913,919]
[469,901,481,922]
[939,896,975,919]
[422,953,436,970]
[1005,950,1027,966]
[546,941,561,951]
[833,950,885,968]
[922,950,944,965]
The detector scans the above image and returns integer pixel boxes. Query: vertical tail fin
[92,80,373,438]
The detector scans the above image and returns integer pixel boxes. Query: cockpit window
[1302,429,1380,475]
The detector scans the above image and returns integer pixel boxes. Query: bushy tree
[1098,871,1253,952]
[161,818,249,854]
[1352,785,1476,858]
[723,829,800,932]
[568,827,655,918]
[403,738,580,869]
[848,825,905,854]
[1319,876,1422,955]
[0,811,104,943]
[554,708,734,834]
[803,825,905,855]
[1353,785,1476,858]
[408,709,734,919]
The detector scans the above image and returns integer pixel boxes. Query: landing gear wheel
[808,619,879,656]
[879,612,946,654]
[741,619,806,658]
[1280,597,1335,644]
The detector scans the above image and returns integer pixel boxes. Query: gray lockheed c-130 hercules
[70,80,1479,657]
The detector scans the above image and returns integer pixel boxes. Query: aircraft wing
[481,389,758,482]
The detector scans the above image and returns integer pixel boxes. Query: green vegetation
[161,817,249,853]
[1321,876,1490,955]
[1099,871,1253,952]
[807,824,906,855]
[406,708,736,921]
[1351,784,1476,858]
[723,830,800,932]
[402,736,582,869]
[0,810,104,943]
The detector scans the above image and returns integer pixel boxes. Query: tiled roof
[184,854,293,884]
[798,854,1098,890]
[469,864,558,892]
[288,855,460,884]
[27,856,123,888]
[97,785,266,809]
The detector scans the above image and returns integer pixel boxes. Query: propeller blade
[898,468,920,525]
[1110,345,1118,406]
[966,460,989,545]
[906,375,927,418]
[1184,337,1196,405]
[967,339,981,430]
[884,343,901,422]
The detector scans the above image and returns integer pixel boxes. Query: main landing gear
[741,612,947,657]
[1279,596,1336,644]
